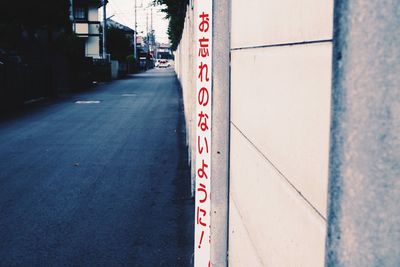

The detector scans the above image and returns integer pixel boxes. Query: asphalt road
[0,68,194,266]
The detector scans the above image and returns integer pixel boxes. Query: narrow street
[0,68,194,266]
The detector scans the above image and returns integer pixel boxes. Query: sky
[99,0,170,44]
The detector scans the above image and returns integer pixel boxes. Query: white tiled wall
[229,0,333,266]
[175,1,334,265]
[229,127,326,266]
[231,0,333,48]
[231,43,332,215]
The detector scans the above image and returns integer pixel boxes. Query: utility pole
[70,0,75,32]
[150,8,153,49]
[146,11,149,38]
[102,0,107,59]
[145,11,149,54]
[133,0,138,60]
[151,8,153,33]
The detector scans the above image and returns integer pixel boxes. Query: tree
[0,0,71,49]
[0,0,70,26]
[153,0,188,50]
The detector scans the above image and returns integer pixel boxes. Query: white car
[157,59,170,68]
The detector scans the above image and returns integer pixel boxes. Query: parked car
[157,59,170,68]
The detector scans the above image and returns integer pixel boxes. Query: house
[106,19,136,52]
[71,0,105,58]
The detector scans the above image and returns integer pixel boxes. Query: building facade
[71,0,104,58]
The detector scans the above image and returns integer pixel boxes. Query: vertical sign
[195,0,212,266]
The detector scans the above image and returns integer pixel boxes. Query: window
[74,7,87,20]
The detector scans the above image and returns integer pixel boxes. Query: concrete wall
[110,60,119,80]
[326,1,400,266]
[174,3,197,194]
[176,2,230,265]
[175,1,400,266]
[175,1,334,266]
[228,1,333,266]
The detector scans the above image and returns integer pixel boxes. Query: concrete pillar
[211,0,230,266]
[326,1,400,266]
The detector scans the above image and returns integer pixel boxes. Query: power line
[105,0,169,43]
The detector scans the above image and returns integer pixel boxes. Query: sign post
[195,0,212,266]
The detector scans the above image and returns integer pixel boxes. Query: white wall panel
[86,37,100,58]
[75,23,89,34]
[231,43,332,216]
[229,127,326,266]
[231,0,333,48]
[229,200,263,267]
[89,23,100,35]
[88,8,98,22]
